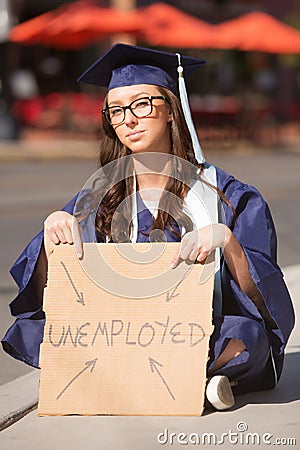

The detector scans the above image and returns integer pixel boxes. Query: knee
[211,316,270,364]
[241,319,269,354]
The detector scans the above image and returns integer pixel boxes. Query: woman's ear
[167,110,173,122]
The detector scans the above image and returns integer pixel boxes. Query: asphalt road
[0,148,299,385]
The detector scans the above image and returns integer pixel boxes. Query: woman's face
[106,84,172,154]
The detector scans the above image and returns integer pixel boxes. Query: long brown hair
[95,86,235,242]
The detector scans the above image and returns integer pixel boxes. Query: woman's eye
[134,100,150,109]
[110,107,123,117]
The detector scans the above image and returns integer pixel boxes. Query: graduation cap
[77,43,206,163]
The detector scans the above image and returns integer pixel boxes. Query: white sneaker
[206,375,235,411]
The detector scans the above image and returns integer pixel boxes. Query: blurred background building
[1,0,300,148]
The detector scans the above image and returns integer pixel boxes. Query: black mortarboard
[77,43,205,94]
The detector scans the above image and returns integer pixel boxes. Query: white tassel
[130,169,138,243]
[176,53,205,164]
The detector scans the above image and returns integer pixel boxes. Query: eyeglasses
[102,95,167,126]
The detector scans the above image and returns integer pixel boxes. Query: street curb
[0,140,299,162]
[0,141,98,161]
[0,370,39,431]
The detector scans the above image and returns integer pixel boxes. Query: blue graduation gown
[1,166,295,394]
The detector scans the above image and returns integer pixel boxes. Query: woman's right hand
[44,211,83,260]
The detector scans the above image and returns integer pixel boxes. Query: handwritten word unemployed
[47,317,206,349]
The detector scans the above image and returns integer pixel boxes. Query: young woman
[2,44,294,411]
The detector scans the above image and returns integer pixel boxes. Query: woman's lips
[126,130,145,141]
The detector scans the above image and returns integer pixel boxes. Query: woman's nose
[124,108,138,125]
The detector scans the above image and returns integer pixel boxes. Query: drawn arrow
[60,261,85,305]
[166,285,179,302]
[149,357,175,401]
[166,286,180,302]
[56,358,98,400]
[165,267,191,303]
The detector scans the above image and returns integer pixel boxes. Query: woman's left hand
[170,224,229,268]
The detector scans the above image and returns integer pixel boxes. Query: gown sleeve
[217,167,295,380]
[1,195,78,367]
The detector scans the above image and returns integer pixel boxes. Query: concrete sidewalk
[0,265,299,449]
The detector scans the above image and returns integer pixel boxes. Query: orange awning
[213,11,300,53]
[9,0,141,49]
[9,2,300,54]
[138,3,216,49]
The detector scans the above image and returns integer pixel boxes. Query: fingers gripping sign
[170,224,227,269]
[44,211,83,260]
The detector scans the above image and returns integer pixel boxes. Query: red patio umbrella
[213,11,300,53]
[138,2,216,49]
[9,0,141,49]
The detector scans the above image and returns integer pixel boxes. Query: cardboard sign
[38,243,214,416]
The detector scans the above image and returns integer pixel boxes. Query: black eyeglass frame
[102,95,167,125]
